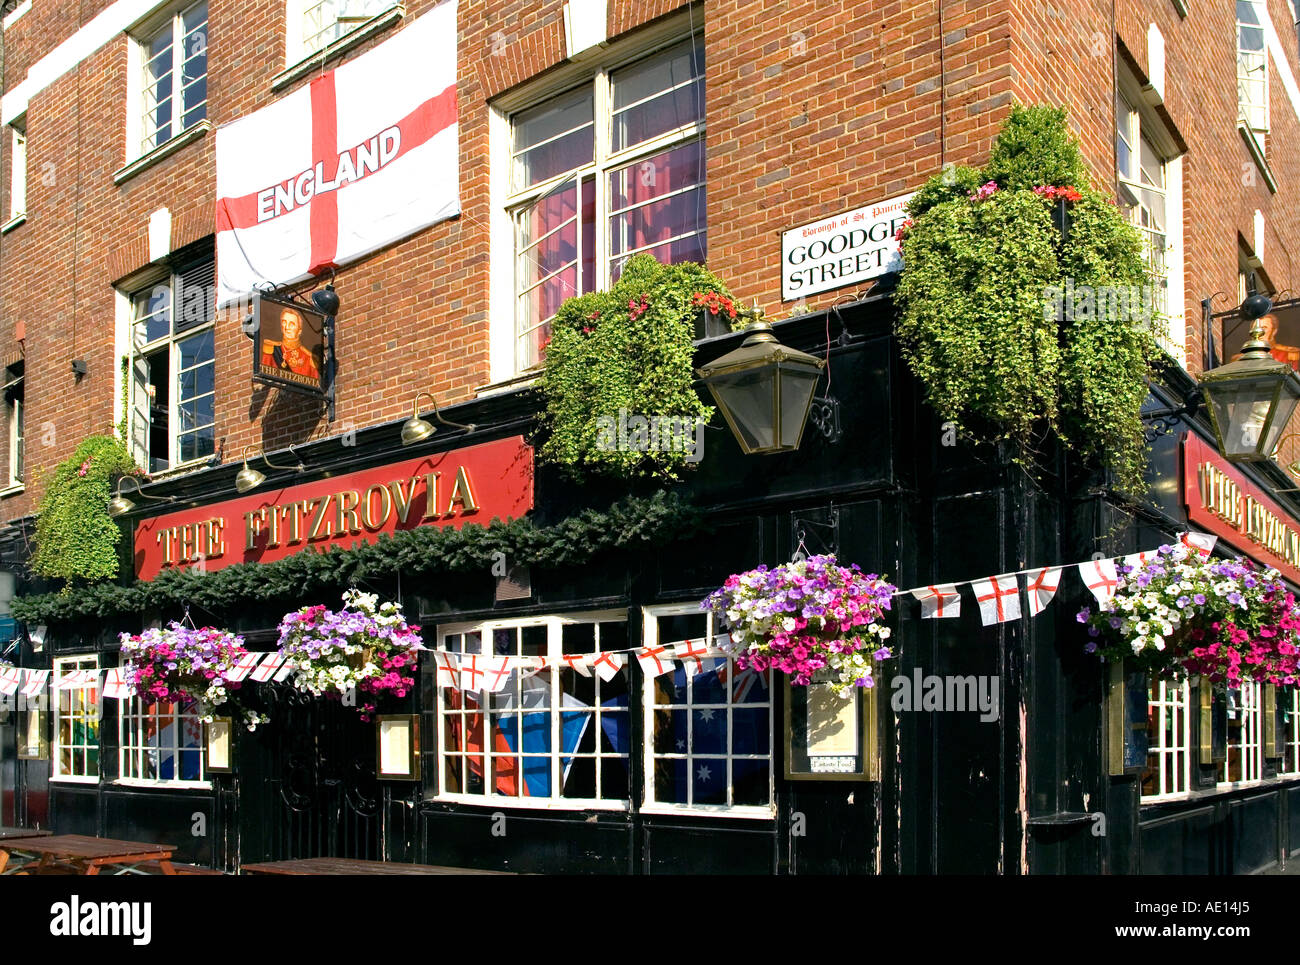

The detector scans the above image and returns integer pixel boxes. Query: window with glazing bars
[507,35,706,372]
[141,1,208,156]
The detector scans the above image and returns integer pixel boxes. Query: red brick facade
[2,0,1299,525]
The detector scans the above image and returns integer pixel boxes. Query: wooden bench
[127,859,225,875]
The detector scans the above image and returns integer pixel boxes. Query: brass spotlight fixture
[400,391,476,446]
[107,476,175,517]
[232,446,306,494]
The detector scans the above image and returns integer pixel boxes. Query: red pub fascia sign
[1183,432,1300,585]
[134,436,533,581]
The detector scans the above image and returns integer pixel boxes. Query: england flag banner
[215,0,459,305]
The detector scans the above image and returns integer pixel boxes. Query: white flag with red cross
[482,657,515,694]
[1078,559,1120,603]
[1180,532,1217,557]
[225,652,264,682]
[1122,551,1154,572]
[435,652,460,690]
[57,669,100,690]
[21,669,49,698]
[911,584,961,619]
[458,653,490,692]
[673,640,713,676]
[0,665,19,696]
[971,573,1022,625]
[215,2,460,305]
[637,645,675,678]
[591,651,625,682]
[102,667,131,700]
[1024,566,1063,617]
[251,653,286,683]
[557,654,593,677]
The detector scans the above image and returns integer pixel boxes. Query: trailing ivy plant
[32,435,145,584]
[538,254,735,481]
[894,104,1163,496]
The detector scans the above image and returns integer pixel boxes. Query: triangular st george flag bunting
[911,584,961,619]
[1025,566,1063,617]
[970,573,1021,625]
[1078,558,1120,603]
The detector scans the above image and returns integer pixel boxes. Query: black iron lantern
[695,320,826,455]
[1200,293,1300,462]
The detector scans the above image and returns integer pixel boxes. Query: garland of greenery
[893,105,1162,496]
[12,491,705,625]
[31,435,145,583]
[538,253,737,481]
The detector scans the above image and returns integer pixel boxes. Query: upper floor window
[1115,91,1169,319]
[1238,0,1268,151]
[139,0,208,157]
[300,0,389,57]
[4,360,22,488]
[53,655,100,782]
[127,254,215,472]
[505,34,706,372]
[8,117,25,222]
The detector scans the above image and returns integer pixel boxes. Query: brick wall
[3,0,1300,525]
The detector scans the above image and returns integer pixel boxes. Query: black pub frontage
[3,296,1300,876]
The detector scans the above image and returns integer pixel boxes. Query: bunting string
[1,532,1223,701]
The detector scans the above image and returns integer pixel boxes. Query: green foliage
[32,435,143,584]
[983,105,1090,191]
[904,164,983,220]
[12,491,705,624]
[894,104,1162,496]
[538,254,732,481]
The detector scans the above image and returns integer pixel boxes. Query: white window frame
[116,694,210,789]
[1142,678,1192,800]
[1238,0,1269,150]
[124,260,216,473]
[641,603,775,820]
[1115,73,1184,364]
[128,0,209,163]
[1283,690,1300,775]
[1222,682,1264,785]
[284,0,401,66]
[488,17,705,383]
[6,364,22,489]
[434,610,632,812]
[52,654,101,784]
[8,116,26,222]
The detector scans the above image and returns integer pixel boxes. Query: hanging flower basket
[1078,544,1300,687]
[701,554,896,696]
[118,624,267,731]
[276,589,422,721]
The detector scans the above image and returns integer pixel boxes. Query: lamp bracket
[809,395,842,444]
[1140,388,1203,440]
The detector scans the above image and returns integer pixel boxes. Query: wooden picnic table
[8,835,177,875]
[241,856,512,875]
[0,827,52,841]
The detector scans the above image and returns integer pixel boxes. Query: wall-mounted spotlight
[233,445,307,494]
[107,476,175,517]
[400,391,476,446]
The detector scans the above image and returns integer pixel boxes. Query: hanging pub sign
[1182,432,1300,584]
[133,436,533,580]
[251,292,327,396]
[780,192,915,301]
